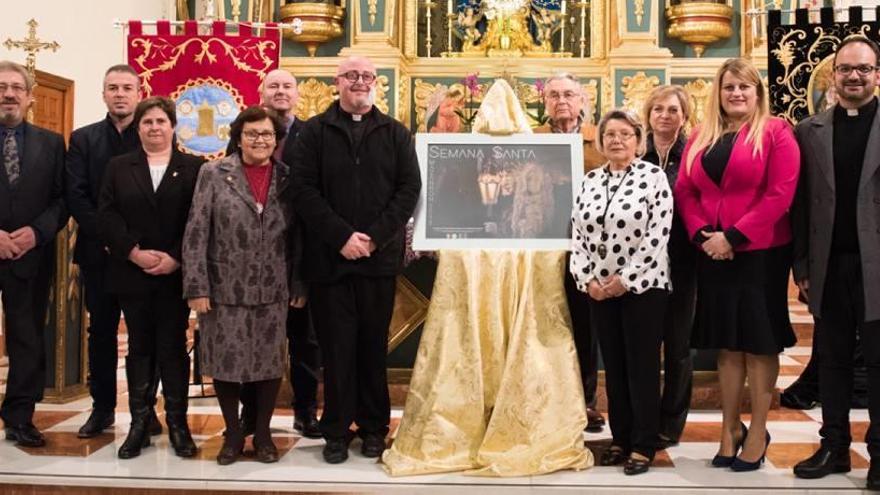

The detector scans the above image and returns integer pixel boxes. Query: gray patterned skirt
[197,301,287,383]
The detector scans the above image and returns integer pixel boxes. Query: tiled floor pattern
[0,299,874,493]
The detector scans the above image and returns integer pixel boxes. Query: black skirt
[690,244,796,355]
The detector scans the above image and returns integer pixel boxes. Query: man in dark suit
[792,36,880,491]
[65,64,163,439]
[0,60,67,447]
[235,69,322,439]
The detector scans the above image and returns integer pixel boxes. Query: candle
[448,0,453,15]
[561,0,566,15]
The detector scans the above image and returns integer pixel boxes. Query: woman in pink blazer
[675,58,800,472]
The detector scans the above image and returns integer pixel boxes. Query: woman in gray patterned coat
[182,106,307,465]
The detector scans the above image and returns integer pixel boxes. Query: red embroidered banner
[127,20,280,159]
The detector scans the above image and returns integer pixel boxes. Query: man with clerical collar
[0,60,67,447]
[792,35,880,491]
[289,56,421,464]
[66,64,156,439]
[533,72,606,434]
[236,68,323,440]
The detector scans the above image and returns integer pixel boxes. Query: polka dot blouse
[570,159,673,295]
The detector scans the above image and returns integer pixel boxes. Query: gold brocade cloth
[382,250,592,476]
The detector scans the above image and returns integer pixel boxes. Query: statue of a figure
[530,7,558,52]
[457,7,484,52]
[480,0,535,55]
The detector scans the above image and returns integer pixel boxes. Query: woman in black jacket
[641,85,697,448]
[98,96,204,459]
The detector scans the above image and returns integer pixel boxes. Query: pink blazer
[674,117,800,251]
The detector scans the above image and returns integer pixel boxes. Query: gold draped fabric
[382,250,592,476]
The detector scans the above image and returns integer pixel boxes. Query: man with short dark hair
[0,60,67,447]
[792,36,880,490]
[289,56,421,464]
[65,64,161,438]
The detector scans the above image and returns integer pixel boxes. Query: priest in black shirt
[792,36,880,491]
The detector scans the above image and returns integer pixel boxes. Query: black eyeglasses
[834,64,879,76]
[337,71,377,84]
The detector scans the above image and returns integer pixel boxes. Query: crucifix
[3,18,61,76]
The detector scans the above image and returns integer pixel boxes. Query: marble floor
[0,300,874,493]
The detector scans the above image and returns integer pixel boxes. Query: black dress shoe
[5,423,45,447]
[793,447,851,479]
[323,437,351,464]
[147,409,163,436]
[585,409,605,433]
[780,390,819,410]
[623,455,652,475]
[77,410,114,439]
[294,414,322,439]
[868,459,880,491]
[599,445,627,466]
[361,433,387,458]
[254,440,280,463]
[216,437,244,466]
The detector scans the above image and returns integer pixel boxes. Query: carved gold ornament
[414,79,445,131]
[295,78,337,121]
[583,80,599,122]
[665,1,733,57]
[398,74,412,126]
[621,71,660,114]
[375,75,391,115]
[683,78,712,130]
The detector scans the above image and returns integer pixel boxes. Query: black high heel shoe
[731,431,771,472]
[711,422,748,468]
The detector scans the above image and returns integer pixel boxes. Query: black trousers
[591,289,668,458]
[310,275,396,440]
[785,322,868,407]
[0,268,46,425]
[564,270,599,409]
[660,254,697,441]
[81,265,121,412]
[816,254,880,458]
[241,305,320,417]
[118,289,190,369]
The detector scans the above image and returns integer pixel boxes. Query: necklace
[244,164,272,214]
[597,164,633,259]
[652,135,675,170]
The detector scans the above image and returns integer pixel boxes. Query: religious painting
[413,133,583,250]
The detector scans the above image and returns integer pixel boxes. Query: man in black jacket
[235,69,323,440]
[0,61,68,447]
[289,56,421,464]
[65,65,163,438]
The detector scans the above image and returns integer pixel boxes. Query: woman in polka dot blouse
[570,108,673,476]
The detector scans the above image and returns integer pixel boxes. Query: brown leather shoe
[586,409,605,433]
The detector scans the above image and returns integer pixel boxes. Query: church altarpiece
[172,0,857,377]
